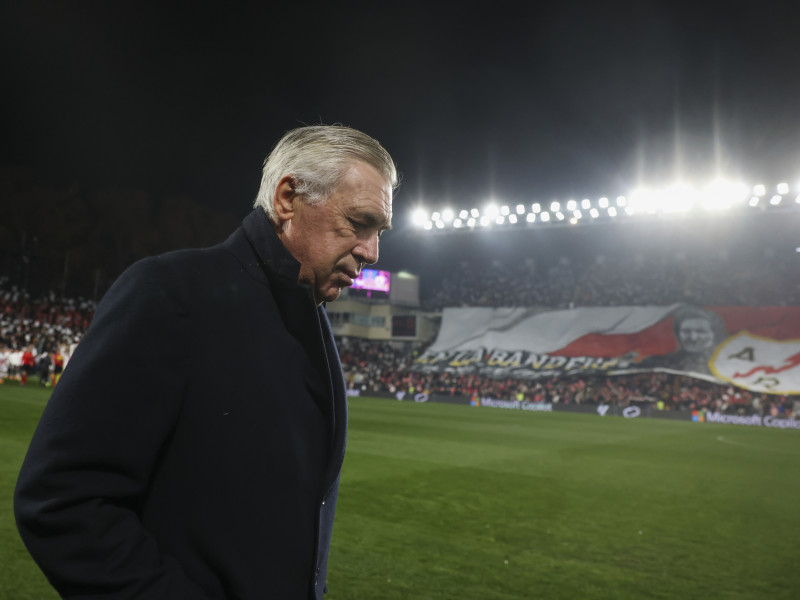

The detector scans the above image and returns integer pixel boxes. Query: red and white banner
[414,305,800,394]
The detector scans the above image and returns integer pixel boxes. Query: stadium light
[616,196,627,207]
[532,203,541,213]
[470,208,479,218]
[431,211,441,221]
[555,211,565,221]
[496,216,505,225]
[573,210,582,219]
[484,204,499,218]
[753,184,766,196]
[590,208,600,218]
[509,214,518,224]
[551,201,561,212]
[625,206,635,216]
[569,216,578,225]
[581,198,591,209]
[453,219,463,228]
[442,208,454,222]
[480,215,491,227]
[458,209,468,220]
[777,182,790,195]
[599,197,609,208]
[467,217,477,228]
[748,197,760,207]
[701,179,748,210]
[629,188,652,214]
[515,204,525,215]
[770,194,782,205]
[500,205,510,216]
[662,182,698,212]
[526,213,536,223]
[423,221,433,230]
[566,199,577,211]
[541,211,551,222]
[412,208,428,227]
[435,220,444,229]
[608,207,618,217]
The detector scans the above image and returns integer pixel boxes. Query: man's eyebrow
[357,212,392,230]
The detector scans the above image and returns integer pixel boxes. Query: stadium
[3,3,800,598]
[2,173,799,599]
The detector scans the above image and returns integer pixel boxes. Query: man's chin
[318,286,343,305]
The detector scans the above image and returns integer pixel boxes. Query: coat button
[315,567,320,585]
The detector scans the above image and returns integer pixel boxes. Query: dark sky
[3,0,800,230]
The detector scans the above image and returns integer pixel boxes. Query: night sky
[3,1,800,252]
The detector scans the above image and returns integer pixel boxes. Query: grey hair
[253,124,398,222]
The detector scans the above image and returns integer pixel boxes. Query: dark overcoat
[15,209,347,600]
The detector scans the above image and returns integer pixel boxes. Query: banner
[414,305,800,394]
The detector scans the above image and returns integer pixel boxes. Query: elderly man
[15,125,396,599]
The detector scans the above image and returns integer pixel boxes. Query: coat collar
[239,208,303,285]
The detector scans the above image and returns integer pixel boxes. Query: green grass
[327,398,800,600]
[0,381,59,600]
[2,388,799,599]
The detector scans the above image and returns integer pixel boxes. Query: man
[15,125,397,599]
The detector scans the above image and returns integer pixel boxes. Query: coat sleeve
[14,256,211,599]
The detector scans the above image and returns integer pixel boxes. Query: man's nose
[355,233,379,265]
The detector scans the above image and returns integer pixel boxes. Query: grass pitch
[2,388,798,599]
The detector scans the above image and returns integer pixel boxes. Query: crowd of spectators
[0,277,95,383]
[2,264,798,421]
[338,338,799,418]
[422,251,800,310]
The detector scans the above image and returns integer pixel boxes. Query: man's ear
[272,175,298,224]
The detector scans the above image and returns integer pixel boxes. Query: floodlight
[581,199,591,209]
[459,210,469,220]
[555,211,565,221]
[509,214,518,224]
[777,182,790,195]
[550,201,561,212]
[532,203,541,213]
[663,183,698,212]
[467,217,477,228]
[770,195,782,205]
[515,204,525,214]
[608,207,618,217]
[423,221,433,230]
[599,197,609,208]
[480,216,490,227]
[541,212,551,222]
[453,219,463,228]
[412,208,428,226]
[526,213,536,223]
[569,217,578,225]
[616,196,627,206]
[435,220,444,229]
[590,208,599,218]
[795,194,800,204]
[484,204,499,218]
[566,200,577,211]
[629,188,655,214]
[753,184,766,196]
[625,206,635,216]
[431,211,441,221]
[500,205,510,216]
[442,208,454,222]
[496,216,505,225]
[702,179,748,210]
[471,208,480,218]
[573,210,582,219]
[748,197,760,207]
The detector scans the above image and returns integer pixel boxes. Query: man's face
[282,161,393,305]
[678,318,715,353]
